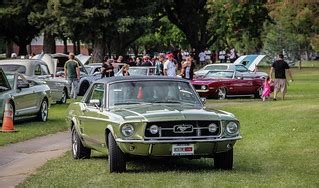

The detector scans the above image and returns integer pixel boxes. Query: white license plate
[172,144,194,156]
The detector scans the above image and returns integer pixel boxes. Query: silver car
[0,59,70,104]
[115,66,156,76]
[0,68,51,123]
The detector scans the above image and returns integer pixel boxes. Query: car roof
[94,76,187,84]
[0,59,47,66]
[85,63,102,67]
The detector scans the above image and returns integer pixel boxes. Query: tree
[263,0,319,63]
[161,0,270,60]
[0,0,41,56]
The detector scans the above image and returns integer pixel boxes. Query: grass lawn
[0,103,69,146]
[18,67,319,187]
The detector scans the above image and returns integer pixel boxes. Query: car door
[39,63,62,101]
[13,75,39,116]
[78,83,107,147]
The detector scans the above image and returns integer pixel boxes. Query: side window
[235,65,249,72]
[148,68,155,75]
[40,65,50,75]
[86,84,105,107]
[34,65,42,76]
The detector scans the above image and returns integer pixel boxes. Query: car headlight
[149,125,159,134]
[208,123,218,133]
[201,85,207,90]
[121,124,135,137]
[226,122,239,134]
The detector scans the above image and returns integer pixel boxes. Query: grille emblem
[173,124,193,133]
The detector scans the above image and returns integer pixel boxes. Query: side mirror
[17,83,29,89]
[237,76,243,80]
[89,99,101,108]
[201,97,206,104]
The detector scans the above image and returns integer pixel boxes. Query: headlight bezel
[208,123,218,133]
[201,85,208,90]
[120,123,135,137]
[225,121,239,135]
[149,125,159,134]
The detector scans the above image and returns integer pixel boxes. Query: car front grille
[145,121,221,139]
[193,85,202,90]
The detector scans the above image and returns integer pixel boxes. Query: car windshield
[108,80,202,107]
[204,71,234,79]
[0,65,26,74]
[204,65,228,71]
[0,73,14,92]
[85,66,93,74]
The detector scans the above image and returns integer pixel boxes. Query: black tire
[37,99,48,122]
[255,87,263,98]
[214,149,233,170]
[57,88,67,104]
[79,81,89,96]
[108,133,126,173]
[71,127,91,159]
[216,88,227,100]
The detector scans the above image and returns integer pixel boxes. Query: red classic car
[191,71,264,99]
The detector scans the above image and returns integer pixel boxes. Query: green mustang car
[66,76,241,172]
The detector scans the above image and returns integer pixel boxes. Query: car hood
[191,78,228,85]
[234,55,267,71]
[110,104,235,122]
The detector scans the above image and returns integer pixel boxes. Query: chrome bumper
[116,136,242,144]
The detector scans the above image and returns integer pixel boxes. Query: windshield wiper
[114,102,141,105]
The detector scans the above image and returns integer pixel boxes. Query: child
[262,77,271,101]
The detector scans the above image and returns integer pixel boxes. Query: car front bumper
[116,136,241,157]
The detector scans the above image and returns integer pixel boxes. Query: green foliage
[263,1,319,60]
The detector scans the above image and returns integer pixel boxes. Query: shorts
[274,79,287,94]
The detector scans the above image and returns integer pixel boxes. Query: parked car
[0,59,70,104]
[194,63,268,78]
[116,66,156,76]
[66,76,241,172]
[191,70,264,99]
[0,68,51,123]
[85,63,102,75]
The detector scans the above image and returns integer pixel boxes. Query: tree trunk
[92,36,104,63]
[43,32,56,54]
[76,40,81,54]
[16,41,28,56]
[5,40,13,58]
[72,39,76,54]
[63,38,68,54]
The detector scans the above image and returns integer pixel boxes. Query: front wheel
[214,149,233,170]
[72,127,91,159]
[108,133,126,173]
[37,99,48,122]
[216,88,227,100]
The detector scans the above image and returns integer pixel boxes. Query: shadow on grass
[89,155,262,173]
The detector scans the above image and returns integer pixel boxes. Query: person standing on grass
[261,76,272,101]
[64,52,80,99]
[164,53,176,77]
[269,54,293,100]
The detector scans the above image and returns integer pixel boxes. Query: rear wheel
[214,149,233,170]
[108,133,126,173]
[255,87,263,98]
[216,88,227,100]
[57,88,67,104]
[72,127,91,159]
[37,99,48,122]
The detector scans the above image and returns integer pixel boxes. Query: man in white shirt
[204,48,211,64]
[164,53,176,77]
[219,49,226,63]
[198,51,206,65]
